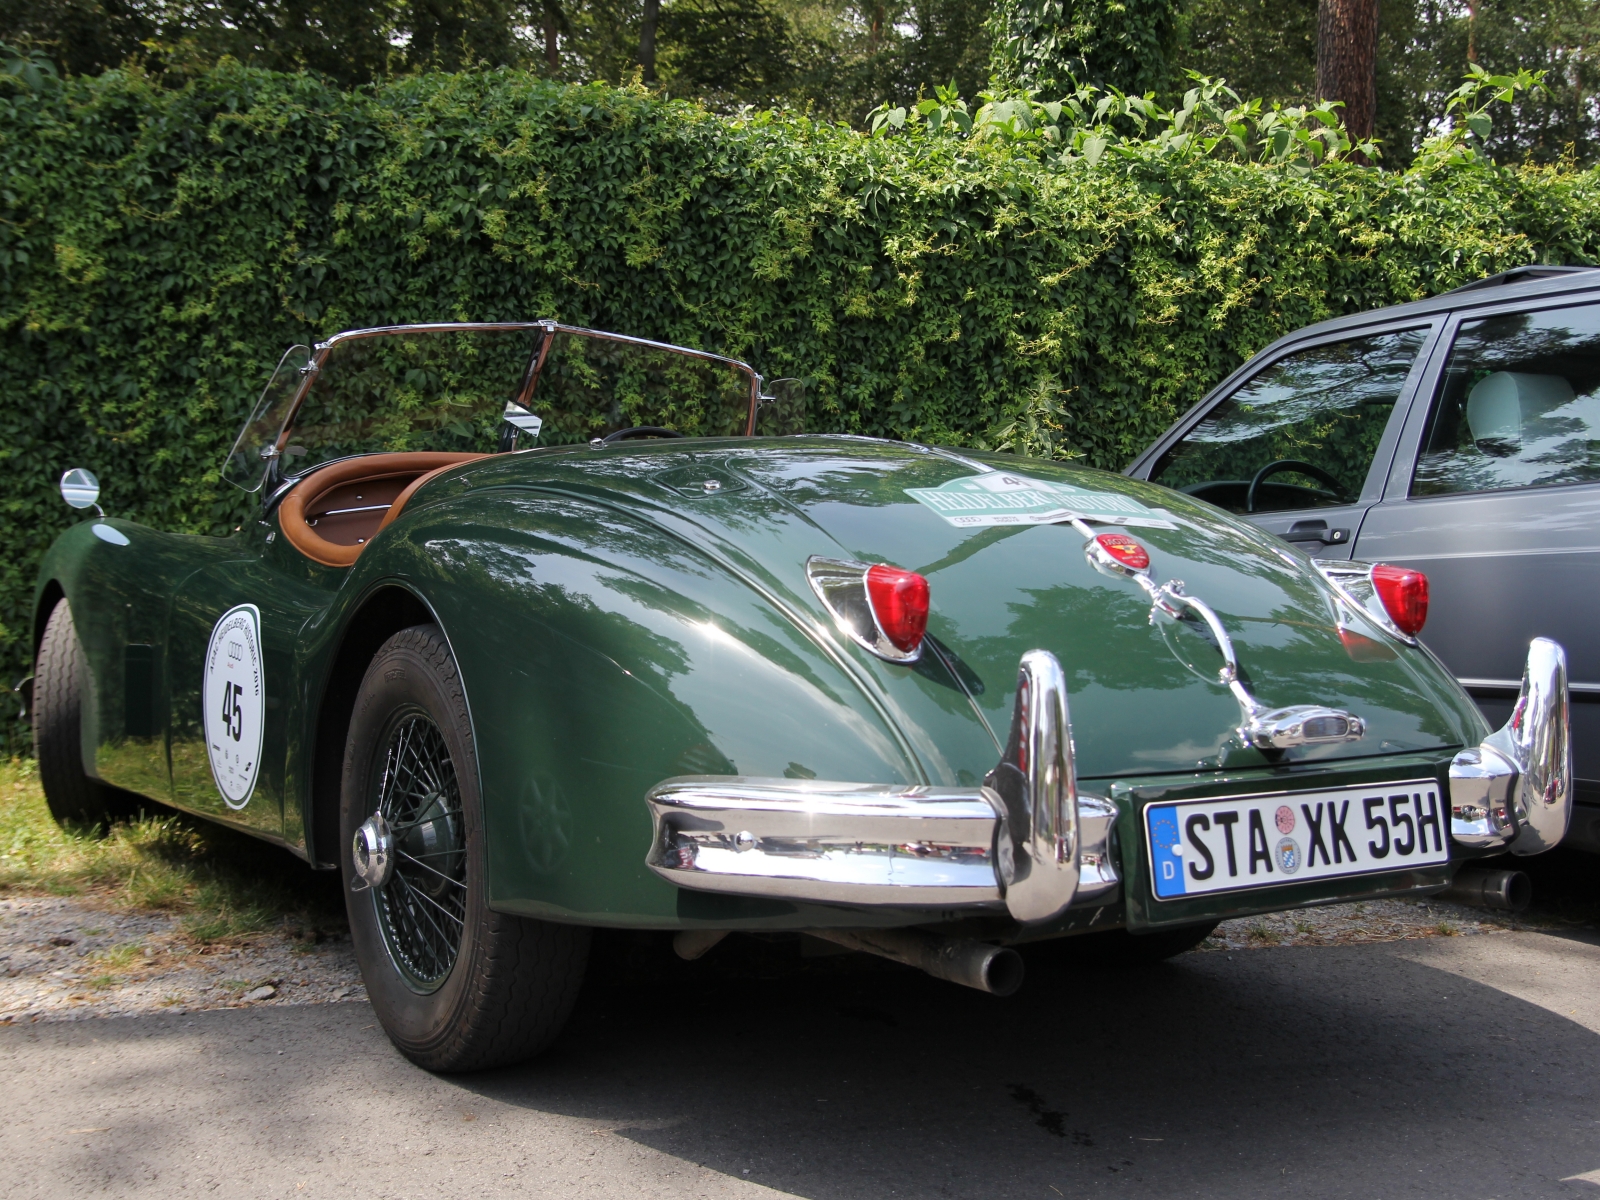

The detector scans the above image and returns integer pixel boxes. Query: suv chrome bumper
[1450,637,1572,855]
[645,650,1119,924]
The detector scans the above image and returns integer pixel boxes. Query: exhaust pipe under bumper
[1439,867,1532,913]
[808,927,1024,996]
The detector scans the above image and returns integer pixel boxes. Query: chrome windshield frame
[238,321,762,500]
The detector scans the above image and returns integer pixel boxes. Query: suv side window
[1414,302,1600,496]
[1150,329,1427,514]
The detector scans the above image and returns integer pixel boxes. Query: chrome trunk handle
[1082,528,1365,751]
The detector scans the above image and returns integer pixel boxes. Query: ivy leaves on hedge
[2,63,1597,746]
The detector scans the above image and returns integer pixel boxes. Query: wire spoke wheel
[369,711,466,992]
[342,623,590,1071]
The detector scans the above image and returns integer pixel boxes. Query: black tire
[34,599,126,829]
[1061,920,1220,966]
[340,623,589,1072]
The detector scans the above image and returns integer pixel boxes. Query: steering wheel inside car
[601,426,686,445]
[1245,459,1350,513]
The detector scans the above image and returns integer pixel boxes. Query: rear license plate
[1145,779,1448,900]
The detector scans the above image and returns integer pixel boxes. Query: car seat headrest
[1465,371,1575,455]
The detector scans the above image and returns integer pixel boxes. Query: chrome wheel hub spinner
[352,812,395,890]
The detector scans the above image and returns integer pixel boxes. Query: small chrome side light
[1240,704,1366,750]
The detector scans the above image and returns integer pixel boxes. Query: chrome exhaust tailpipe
[808,928,1024,996]
[1439,868,1532,913]
[672,929,729,960]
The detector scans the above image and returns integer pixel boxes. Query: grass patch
[0,759,345,941]
[1246,922,1282,945]
[91,941,148,970]
[1434,921,1460,937]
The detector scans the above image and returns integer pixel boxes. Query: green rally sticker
[904,470,1175,529]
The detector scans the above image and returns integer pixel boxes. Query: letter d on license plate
[1145,779,1448,900]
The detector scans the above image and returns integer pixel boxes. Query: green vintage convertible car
[28,322,1572,1071]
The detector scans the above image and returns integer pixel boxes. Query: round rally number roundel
[203,604,265,809]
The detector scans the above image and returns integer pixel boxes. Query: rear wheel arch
[309,585,444,868]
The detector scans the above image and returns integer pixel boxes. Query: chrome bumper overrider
[645,650,1118,924]
[1449,637,1572,855]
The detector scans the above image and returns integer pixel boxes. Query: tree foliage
[1187,0,1600,167]
[7,0,1600,164]
[0,0,995,122]
[987,0,1185,98]
[0,0,527,82]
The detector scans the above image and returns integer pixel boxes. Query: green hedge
[4,65,1600,740]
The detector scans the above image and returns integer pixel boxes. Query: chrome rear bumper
[644,779,1007,907]
[1450,637,1572,855]
[645,650,1119,924]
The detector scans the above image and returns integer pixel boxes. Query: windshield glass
[526,329,756,445]
[286,326,542,472]
[222,344,312,493]
[227,324,760,495]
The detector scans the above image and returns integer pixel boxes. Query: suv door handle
[1284,520,1350,545]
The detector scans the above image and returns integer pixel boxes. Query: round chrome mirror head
[59,467,100,511]
[352,812,395,890]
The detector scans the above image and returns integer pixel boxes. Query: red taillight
[865,564,930,653]
[1095,533,1150,572]
[1372,564,1429,637]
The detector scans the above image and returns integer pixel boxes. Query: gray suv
[1127,266,1600,853]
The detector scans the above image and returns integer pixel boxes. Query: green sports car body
[28,321,1573,1067]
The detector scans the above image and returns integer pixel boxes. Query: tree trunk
[639,0,659,82]
[544,0,561,72]
[1316,0,1378,144]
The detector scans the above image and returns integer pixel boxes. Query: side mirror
[59,467,102,515]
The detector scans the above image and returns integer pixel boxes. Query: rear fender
[348,489,931,927]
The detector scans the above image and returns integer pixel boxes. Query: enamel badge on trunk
[204,604,265,809]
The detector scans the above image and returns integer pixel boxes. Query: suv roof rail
[1443,264,1600,295]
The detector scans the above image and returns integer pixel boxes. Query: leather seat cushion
[278,452,487,568]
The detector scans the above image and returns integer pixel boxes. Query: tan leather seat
[279,452,488,568]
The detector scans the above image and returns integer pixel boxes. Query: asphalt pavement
[2,928,1599,1199]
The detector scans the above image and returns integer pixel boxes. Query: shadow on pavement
[5,931,1599,1198]
[454,931,1600,1198]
